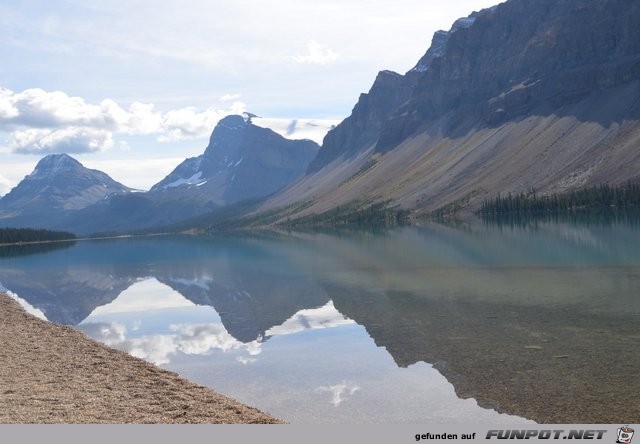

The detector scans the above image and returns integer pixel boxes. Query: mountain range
[0,114,318,233]
[1,0,640,234]
[258,0,640,221]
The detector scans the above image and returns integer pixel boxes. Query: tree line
[282,201,410,228]
[478,182,640,216]
[0,228,77,244]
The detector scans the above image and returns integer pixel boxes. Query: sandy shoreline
[0,292,282,424]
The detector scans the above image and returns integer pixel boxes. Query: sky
[0,0,500,195]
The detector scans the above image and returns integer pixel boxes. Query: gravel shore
[0,292,282,424]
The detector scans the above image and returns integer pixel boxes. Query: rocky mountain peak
[217,114,249,129]
[377,0,640,153]
[410,8,494,74]
[30,153,83,178]
[306,7,499,173]
[203,114,252,159]
[0,153,131,219]
[150,115,319,206]
[306,68,416,173]
[410,31,450,73]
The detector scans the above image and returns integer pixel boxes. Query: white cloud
[158,102,247,142]
[252,117,340,144]
[81,280,265,366]
[0,87,163,135]
[0,161,37,196]
[293,40,339,65]
[236,356,257,365]
[82,321,263,366]
[127,334,179,365]
[9,127,113,155]
[0,88,19,119]
[118,101,163,134]
[0,0,503,133]
[0,86,338,157]
[79,322,127,345]
[316,381,360,407]
[0,173,13,196]
[0,86,252,153]
[171,323,262,356]
[82,158,187,191]
[220,93,241,102]
[1,87,137,131]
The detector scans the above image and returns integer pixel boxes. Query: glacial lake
[1,221,639,423]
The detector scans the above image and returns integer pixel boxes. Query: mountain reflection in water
[1,222,638,423]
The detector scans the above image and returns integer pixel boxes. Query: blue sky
[0,0,499,194]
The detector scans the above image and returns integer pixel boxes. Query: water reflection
[78,279,263,365]
[265,301,354,337]
[0,221,638,423]
[0,239,75,258]
[316,382,360,407]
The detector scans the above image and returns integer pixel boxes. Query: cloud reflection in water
[79,278,353,366]
[316,381,361,407]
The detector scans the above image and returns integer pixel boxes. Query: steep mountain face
[410,13,484,74]
[259,0,640,220]
[306,70,417,173]
[304,10,488,175]
[377,0,640,150]
[151,114,319,206]
[0,153,131,229]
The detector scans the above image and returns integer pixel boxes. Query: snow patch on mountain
[164,171,204,188]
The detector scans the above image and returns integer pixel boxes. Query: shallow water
[1,221,638,423]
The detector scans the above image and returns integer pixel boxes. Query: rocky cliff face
[258,0,640,220]
[410,13,485,74]
[378,0,640,151]
[306,70,416,173]
[307,8,493,169]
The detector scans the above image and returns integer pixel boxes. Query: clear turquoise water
[1,222,638,423]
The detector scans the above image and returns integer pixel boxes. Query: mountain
[74,113,319,234]
[6,0,640,233]
[306,70,417,174]
[409,12,488,75]
[256,0,640,222]
[305,11,487,174]
[150,114,319,207]
[0,153,131,229]
[0,115,319,234]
